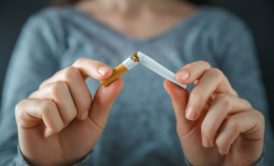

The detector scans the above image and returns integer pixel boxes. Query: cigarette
[100,51,187,89]
[137,52,187,89]
[100,53,139,86]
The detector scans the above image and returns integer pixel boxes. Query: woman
[0,0,273,165]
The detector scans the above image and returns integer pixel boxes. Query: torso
[26,5,253,165]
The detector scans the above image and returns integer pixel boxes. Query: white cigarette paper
[101,51,187,88]
[137,51,187,89]
[121,57,139,70]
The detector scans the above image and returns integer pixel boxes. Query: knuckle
[15,100,29,120]
[183,61,199,70]
[15,103,25,120]
[210,68,223,79]
[242,99,252,108]
[49,82,68,96]
[15,100,25,112]
[42,100,56,111]
[74,57,86,65]
[41,101,55,115]
[63,67,79,80]
[41,106,52,118]
[217,94,232,109]
[254,111,265,124]
[226,117,239,132]
[184,63,194,69]
[197,60,211,68]
[39,80,48,89]
[29,91,39,98]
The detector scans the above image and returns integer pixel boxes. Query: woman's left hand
[164,61,264,166]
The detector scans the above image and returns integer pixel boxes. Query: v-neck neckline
[65,5,205,45]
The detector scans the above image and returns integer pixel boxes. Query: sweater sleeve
[212,11,274,164]
[0,11,62,165]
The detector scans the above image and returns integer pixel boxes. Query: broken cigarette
[100,53,139,86]
[100,51,187,89]
[137,52,187,89]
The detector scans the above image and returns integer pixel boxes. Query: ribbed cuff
[253,153,264,166]
[73,151,92,166]
[184,153,264,166]
[16,146,30,166]
[17,146,92,166]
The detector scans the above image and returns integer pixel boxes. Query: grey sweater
[0,6,272,165]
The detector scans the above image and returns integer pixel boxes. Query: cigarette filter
[100,53,139,86]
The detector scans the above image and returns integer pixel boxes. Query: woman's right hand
[15,58,124,166]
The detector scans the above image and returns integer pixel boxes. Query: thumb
[89,79,124,130]
[163,80,194,135]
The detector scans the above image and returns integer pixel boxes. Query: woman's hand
[164,61,264,166]
[15,58,124,166]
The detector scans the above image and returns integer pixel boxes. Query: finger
[176,61,236,95]
[163,80,195,136]
[72,57,113,80]
[30,82,77,126]
[88,79,124,130]
[15,99,64,138]
[40,67,92,120]
[176,61,211,85]
[215,110,264,155]
[185,68,236,121]
[201,94,252,148]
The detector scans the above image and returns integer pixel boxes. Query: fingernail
[98,66,112,76]
[79,110,89,120]
[202,136,211,148]
[185,106,197,120]
[178,70,190,80]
